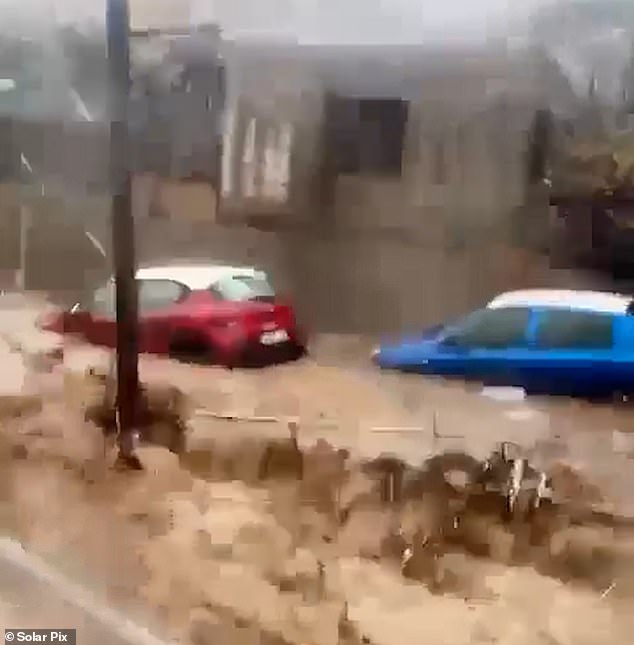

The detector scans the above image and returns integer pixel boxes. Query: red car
[40,263,307,366]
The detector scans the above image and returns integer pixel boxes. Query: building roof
[135,263,265,290]
[487,289,633,315]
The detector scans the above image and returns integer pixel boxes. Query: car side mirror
[71,300,96,316]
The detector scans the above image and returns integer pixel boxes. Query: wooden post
[107,0,142,469]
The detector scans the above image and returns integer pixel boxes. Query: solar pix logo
[5,630,75,644]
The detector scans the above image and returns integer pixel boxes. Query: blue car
[373,289,634,399]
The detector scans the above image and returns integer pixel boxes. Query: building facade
[2,37,582,332]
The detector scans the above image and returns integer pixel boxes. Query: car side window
[91,281,116,319]
[446,307,531,349]
[535,310,614,350]
[138,279,187,313]
[210,274,275,302]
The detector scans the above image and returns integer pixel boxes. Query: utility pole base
[113,452,144,471]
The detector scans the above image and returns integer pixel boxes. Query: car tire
[290,343,308,361]
[168,333,214,365]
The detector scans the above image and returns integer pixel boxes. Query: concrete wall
[161,51,556,334]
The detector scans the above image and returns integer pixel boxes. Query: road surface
[0,539,169,645]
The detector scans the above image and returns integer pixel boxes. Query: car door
[137,278,189,354]
[85,279,117,347]
[520,308,616,396]
[430,306,533,385]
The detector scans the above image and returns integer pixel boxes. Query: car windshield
[441,307,531,349]
[212,274,276,302]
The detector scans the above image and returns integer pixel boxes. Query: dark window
[323,94,360,175]
[526,108,553,185]
[445,307,530,349]
[535,310,614,350]
[323,95,408,177]
[0,118,20,181]
[138,279,187,313]
[91,279,187,317]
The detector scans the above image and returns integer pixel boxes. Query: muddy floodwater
[131,334,634,510]
[3,333,634,645]
[58,334,634,515]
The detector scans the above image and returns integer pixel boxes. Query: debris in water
[480,387,526,403]
[600,582,616,600]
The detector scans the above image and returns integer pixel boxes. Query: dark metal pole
[106,0,142,469]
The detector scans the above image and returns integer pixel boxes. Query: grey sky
[2,0,622,102]
[197,0,553,43]
[0,0,557,43]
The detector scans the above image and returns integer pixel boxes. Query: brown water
[61,337,634,515]
[4,336,634,645]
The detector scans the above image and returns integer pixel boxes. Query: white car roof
[487,289,633,315]
[135,263,267,291]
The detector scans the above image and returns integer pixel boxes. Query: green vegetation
[551,129,634,197]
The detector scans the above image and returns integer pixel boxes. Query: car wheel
[168,333,214,365]
[290,343,308,361]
